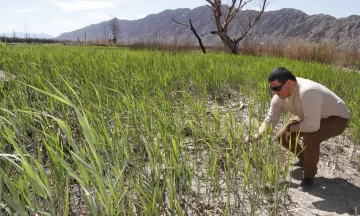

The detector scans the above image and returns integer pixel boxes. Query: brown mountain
[56,6,360,49]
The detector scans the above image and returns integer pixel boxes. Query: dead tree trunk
[109,18,120,44]
[206,0,267,54]
[173,19,207,54]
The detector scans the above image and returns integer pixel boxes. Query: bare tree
[103,22,108,43]
[24,19,30,41]
[109,17,120,44]
[206,0,267,54]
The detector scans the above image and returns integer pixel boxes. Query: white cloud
[88,12,110,20]
[52,19,84,28]
[52,19,72,24]
[54,0,114,11]
[11,7,46,13]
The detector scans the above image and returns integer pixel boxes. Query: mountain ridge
[55,6,360,49]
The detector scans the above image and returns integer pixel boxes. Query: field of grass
[0,43,359,215]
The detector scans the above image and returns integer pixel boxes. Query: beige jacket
[259,77,349,133]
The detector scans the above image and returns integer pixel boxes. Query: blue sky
[1,0,359,37]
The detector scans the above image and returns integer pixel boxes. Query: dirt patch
[283,135,360,216]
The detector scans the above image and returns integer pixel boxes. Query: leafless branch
[173,19,207,54]
[172,19,190,27]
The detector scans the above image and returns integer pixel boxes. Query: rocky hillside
[56,6,360,49]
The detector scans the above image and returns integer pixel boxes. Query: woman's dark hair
[268,67,296,83]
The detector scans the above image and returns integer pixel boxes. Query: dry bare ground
[206,90,360,216]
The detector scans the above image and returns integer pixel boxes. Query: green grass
[0,43,359,215]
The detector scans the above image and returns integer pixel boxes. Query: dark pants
[276,116,348,179]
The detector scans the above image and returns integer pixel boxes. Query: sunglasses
[270,82,286,92]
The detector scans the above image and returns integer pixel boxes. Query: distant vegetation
[240,39,360,70]
[127,39,360,70]
[0,36,63,44]
[1,35,359,70]
[0,44,359,215]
